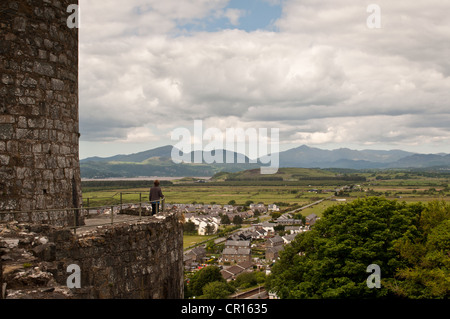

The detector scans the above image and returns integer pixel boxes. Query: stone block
[0,115,15,124]
[13,16,26,32]
[21,76,38,88]
[51,78,64,91]
[0,124,13,139]
[33,61,54,77]
[0,155,10,165]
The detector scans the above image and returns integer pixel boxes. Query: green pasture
[81,171,450,211]
[82,185,332,208]
[183,234,216,249]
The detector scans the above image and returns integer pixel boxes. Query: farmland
[81,167,450,214]
[80,167,450,256]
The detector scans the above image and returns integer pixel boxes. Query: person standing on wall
[149,180,164,215]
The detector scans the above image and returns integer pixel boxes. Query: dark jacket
[149,187,164,202]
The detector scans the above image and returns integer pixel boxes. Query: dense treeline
[225,177,284,181]
[266,198,450,299]
[293,176,366,181]
[180,180,353,187]
[81,180,173,191]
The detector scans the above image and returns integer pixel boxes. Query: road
[230,286,268,299]
[286,195,335,215]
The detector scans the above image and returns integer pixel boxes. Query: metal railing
[0,195,166,234]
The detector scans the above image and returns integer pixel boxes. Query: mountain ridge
[80,144,450,178]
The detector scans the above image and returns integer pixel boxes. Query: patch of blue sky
[180,0,282,33]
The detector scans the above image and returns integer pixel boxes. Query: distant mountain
[80,144,450,178]
[388,154,450,168]
[81,145,174,163]
[80,146,259,179]
[277,145,415,169]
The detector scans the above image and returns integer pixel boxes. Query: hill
[278,145,415,169]
[211,167,366,182]
[80,147,260,179]
[80,144,450,178]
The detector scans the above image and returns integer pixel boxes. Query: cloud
[78,0,450,157]
[220,8,246,26]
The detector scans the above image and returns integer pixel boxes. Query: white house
[285,226,302,234]
[223,205,234,212]
[261,222,276,233]
[198,219,219,235]
[282,233,297,244]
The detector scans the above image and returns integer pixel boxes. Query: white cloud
[78,0,450,157]
[223,8,246,26]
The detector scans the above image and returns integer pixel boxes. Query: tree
[228,200,236,205]
[200,281,235,299]
[232,215,243,225]
[205,224,216,235]
[388,200,450,298]
[270,212,281,220]
[266,197,423,298]
[205,240,215,253]
[221,214,231,225]
[234,272,257,289]
[188,266,225,297]
[183,221,196,234]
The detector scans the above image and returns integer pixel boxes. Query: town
[177,201,320,299]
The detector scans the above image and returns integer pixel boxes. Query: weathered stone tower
[0,0,82,226]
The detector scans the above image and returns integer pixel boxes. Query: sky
[78,0,450,159]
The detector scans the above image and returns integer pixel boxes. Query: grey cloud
[77,0,450,153]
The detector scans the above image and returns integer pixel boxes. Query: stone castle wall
[0,1,185,300]
[1,211,184,299]
[0,0,82,226]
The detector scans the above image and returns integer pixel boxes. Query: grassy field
[298,200,343,218]
[183,234,216,249]
[81,168,450,214]
[82,184,450,211]
[82,185,331,208]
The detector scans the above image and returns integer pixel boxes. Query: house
[198,219,219,235]
[261,222,276,234]
[251,229,267,239]
[250,203,267,213]
[183,254,195,270]
[239,210,254,219]
[266,235,284,248]
[282,233,297,244]
[277,213,292,220]
[185,213,221,235]
[225,240,251,250]
[223,205,234,212]
[228,234,241,241]
[184,213,195,222]
[238,230,253,241]
[220,261,254,281]
[185,206,197,213]
[306,213,318,226]
[266,245,284,262]
[285,226,302,234]
[184,246,207,263]
[222,247,252,264]
[220,268,234,281]
[268,204,279,212]
[275,218,302,225]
